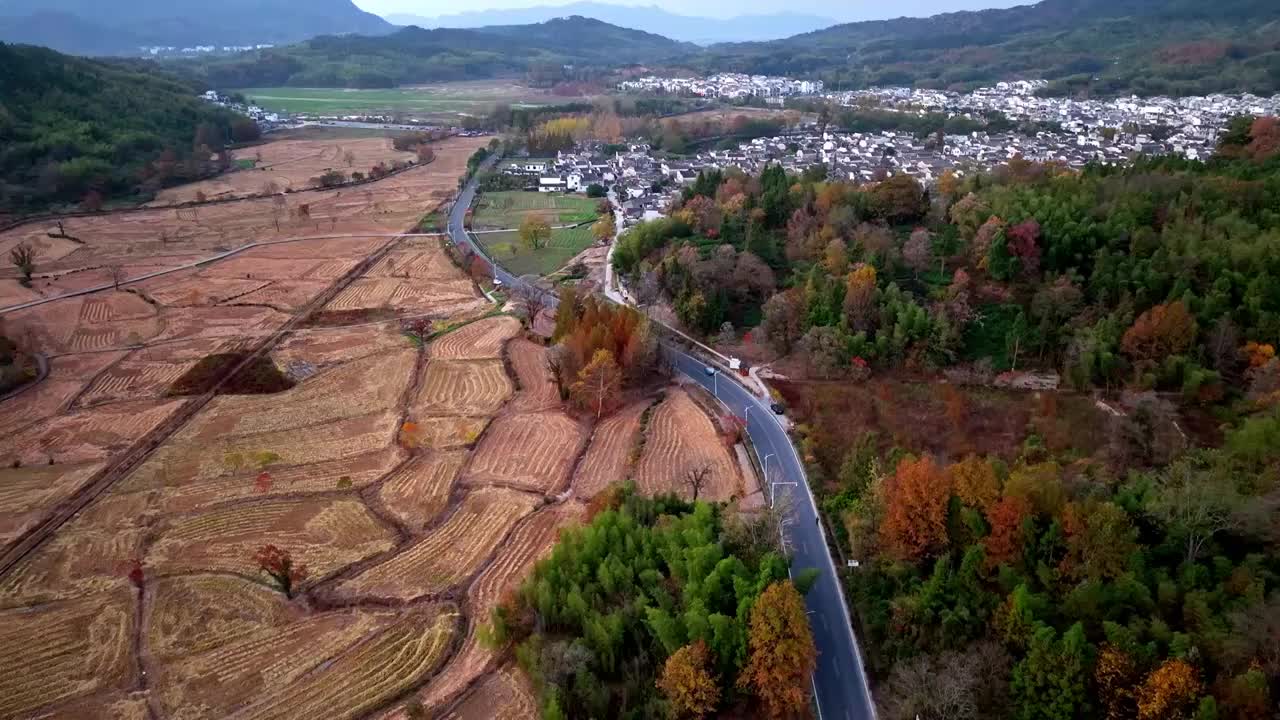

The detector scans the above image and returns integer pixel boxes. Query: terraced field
[633,387,743,501]
[0,131,740,719]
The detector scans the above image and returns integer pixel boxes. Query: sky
[352,0,1031,22]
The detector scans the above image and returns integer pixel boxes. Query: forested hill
[0,44,251,213]
[0,0,392,55]
[694,0,1280,96]
[187,17,695,89]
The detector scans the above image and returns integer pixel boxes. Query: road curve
[447,168,877,719]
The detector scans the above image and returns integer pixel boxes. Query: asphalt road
[448,169,876,719]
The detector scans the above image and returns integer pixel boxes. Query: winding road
[447,170,877,719]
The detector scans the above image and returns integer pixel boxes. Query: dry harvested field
[436,664,539,720]
[461,411,589,495]
[414,359,513,417]
[506,338,561,412]
[0,129,743,717]
[634,386,742,501]
[331,486,542,602]
[427,314,521,360]
[0,135,486,308]
[572,398,653,499]
[154,136,420,204]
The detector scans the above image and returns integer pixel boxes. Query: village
[618,73,825,100]
[505,79,1280,222]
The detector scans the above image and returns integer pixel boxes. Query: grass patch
[167,353,295,396]
[471,191,598,230]
[238,83,555,116]
[478,226,595,276]
[235,158,257,170]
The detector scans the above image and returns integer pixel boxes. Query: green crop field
[238,81,556,116]
[478,226,596,276]
[471,191,599,230]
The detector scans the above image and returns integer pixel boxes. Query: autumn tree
[9,242,36,284]
[1136,659,1200,720]
[591,215,614,243]
[739,582,817,719]
[570,349,622,420]
[880,456,951,561]
[254,544,308,598]
[843,263,878,333]
[415,145,435,164]
[903,228,932,278]
[985,494,1033,569]
[1060,500,1138,582]
[519,215,552,251]
[657,640,720,719]
[1122,301,1197,371]
[1095,644,1139,720]
[823,238,848,275]
[760,291,804,355]
[949,455,1000,514]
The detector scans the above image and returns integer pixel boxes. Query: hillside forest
[0,43,253,213]
[610,116,1280,718]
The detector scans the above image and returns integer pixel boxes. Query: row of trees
[486,488,818,719]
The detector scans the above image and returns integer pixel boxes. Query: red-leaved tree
[255,545,308,598]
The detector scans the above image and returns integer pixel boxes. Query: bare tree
[684,464,712,502]
[343,149,356,167]
[108,265,126,291]
[9,242,36,285]
[515,282,546,322]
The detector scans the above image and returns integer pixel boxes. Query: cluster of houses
[618,73,824,100]
[145,44,274,56]
[200,91,284,127]
[828,84,1280,163]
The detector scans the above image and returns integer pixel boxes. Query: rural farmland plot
[0,128,749,720]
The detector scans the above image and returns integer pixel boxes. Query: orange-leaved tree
[984,493,1034,569]
[656,639,720,719]
[255,544,308,599]
[1137,658,1201,720]
[879,456,951,561]
[1122,301,1197,371]
[739,582,816,719]
[570,349,622,420]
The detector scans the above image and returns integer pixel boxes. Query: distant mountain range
[697,0,1280,95]
[186,16,694,89]
[0,0,392,54]
[2,0,1277,98]
[385,3,836,44]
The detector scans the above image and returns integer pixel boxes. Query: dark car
[770,402,786,415]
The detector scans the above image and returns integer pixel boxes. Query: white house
[523,161,548,173]
[538,176,566,193]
